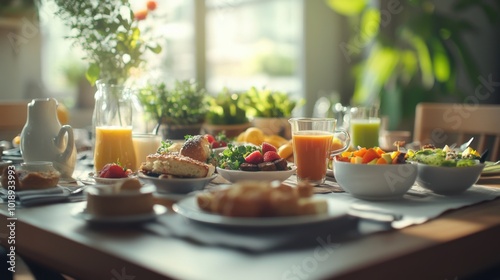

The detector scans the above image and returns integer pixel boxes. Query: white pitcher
[20,98,77,178]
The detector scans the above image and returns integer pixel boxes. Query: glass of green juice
[348,107,380,148]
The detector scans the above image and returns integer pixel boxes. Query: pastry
[179,135,211,163]
[1,164,60,190]
[140,153,215,178]
[196,180,328,217]
[85,178,154,217]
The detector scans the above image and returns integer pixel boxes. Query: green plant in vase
[137,80,210,139]
[204,88,251,138]
[243,87,305,139]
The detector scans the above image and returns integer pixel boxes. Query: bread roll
[196,181,328,217]
[180,135,210,163]
[141,153,215,178]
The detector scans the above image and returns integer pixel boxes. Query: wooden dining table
[1,163,500,280]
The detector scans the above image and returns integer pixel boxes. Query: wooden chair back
[0,101,29,143]
[413,102,500,161]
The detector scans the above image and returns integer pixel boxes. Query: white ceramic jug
[20,98,77,178]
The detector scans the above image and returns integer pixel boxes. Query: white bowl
[90,172,137,185]
[416,163,485,195]
[333,160,417,200]
[216,166,297,183]
[137,172,217,194]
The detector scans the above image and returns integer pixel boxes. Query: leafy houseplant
[327,0,499,130]
[204,88,251,138]
[51,0,161,86]
[137,80,209,139]
[243,87,304,139]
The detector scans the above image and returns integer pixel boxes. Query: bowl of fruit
[216,142,296,183]
[91,163,136,185]
[333,147,417,200]
[408,145,485,195]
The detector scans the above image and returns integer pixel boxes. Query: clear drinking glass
[289,118,350,185]
[348,106,380,149]
[93,80,137,172]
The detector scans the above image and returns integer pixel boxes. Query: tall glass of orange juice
[289,118,350,185]
[94,126,136,171]
[93,81,136,172]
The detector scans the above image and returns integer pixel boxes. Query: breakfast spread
[86,178,154,217]
[407,145,481,167]
[196,180,328,217]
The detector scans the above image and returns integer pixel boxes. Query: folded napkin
[0,186,85,206]
[336,184,500,229]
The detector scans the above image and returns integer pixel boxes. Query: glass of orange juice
[94,126,136,172]
[289,118,350,185]
[348,106,380,149]
[93,81,136,172]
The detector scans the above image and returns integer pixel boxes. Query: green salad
[408,145,480,167]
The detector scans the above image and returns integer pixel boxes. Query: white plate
[482,161,500,176]
[138,172,217,194]
[173,196,348,228]
[72,204,167,224]
[216,165,297,183]
[88,172,137,185]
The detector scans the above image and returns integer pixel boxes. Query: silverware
[450,137,474,151]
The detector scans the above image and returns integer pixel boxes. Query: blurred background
[1,0,499,133]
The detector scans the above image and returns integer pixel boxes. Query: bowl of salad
[215,142,295,183]
[408,145,485,195]
[333,147,417,200]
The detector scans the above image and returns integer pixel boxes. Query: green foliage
[137,80,209,126]
[328,0,499,129]
[206,88,249,125]
[51,0,162,85]
[242,87,304,118]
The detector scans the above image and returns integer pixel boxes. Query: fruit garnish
[263,151,280,162]
[262,142,277,154]
[245,150,263,164]
[98,162,132,178]
[336,147,407,164]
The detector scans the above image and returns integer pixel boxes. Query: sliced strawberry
[245,151,263,164]
[262,142,277,154]
[263,151,281,162]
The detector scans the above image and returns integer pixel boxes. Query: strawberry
[204,134,215,144]
[245,151,263,164]
[263,151,281,162]
[211,141,220,148]
[98,163,127,178]
[262,142,277,154]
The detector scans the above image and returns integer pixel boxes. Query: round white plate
[173,196,348,228]
[86,172,138,185]
[138,172,217,194]
[216,165,296,183]
[72,204,167,224]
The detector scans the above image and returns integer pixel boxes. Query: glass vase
[92,80,137,172]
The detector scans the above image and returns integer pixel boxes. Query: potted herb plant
[203,88,251,138]
[137,79,209,140]
[243,87,304,139]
